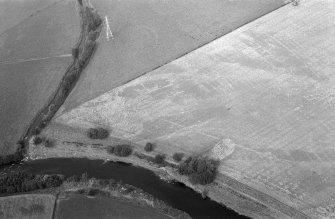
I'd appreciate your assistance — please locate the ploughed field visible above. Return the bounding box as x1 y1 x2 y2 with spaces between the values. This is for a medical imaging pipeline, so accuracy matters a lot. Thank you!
0 0 80 156
54 1 335 218
60 0 285 112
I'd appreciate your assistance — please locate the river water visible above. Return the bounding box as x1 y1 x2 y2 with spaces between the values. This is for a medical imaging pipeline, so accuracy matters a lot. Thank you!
2 158 249 219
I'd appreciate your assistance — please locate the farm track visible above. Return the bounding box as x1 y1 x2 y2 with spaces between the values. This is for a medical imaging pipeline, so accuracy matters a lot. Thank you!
0 54 72 65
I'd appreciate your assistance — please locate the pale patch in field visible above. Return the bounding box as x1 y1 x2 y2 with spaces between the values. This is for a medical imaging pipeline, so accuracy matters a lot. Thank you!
209 139 236 160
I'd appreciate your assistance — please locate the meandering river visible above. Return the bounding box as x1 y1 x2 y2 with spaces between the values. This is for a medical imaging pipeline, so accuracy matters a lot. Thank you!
2 158 249 219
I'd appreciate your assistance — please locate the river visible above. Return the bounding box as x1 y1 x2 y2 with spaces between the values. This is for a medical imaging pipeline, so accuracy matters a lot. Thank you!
2 158 249 219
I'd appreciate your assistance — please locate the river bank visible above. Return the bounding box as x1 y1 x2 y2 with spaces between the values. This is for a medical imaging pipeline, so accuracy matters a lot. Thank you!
6 157 248 219
28 126 288 219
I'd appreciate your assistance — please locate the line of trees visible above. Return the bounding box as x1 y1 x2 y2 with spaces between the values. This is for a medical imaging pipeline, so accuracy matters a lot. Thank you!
0 171 64 194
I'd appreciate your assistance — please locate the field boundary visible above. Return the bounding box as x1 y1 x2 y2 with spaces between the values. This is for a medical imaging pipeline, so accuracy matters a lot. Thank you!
93 1 290 98
0 0 103 167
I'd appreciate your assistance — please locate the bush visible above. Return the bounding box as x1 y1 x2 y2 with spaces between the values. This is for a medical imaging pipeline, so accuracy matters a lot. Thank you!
114 144 132 157
154 154 166 165
72 48 79 58
32 128 41 135
87 30 100 42
144 142 154 152
85 7 102 31
178 156 218 185
172 153 184 162
107 146 115 154
33 136 43 145
87 127 109 139
78 40 96 69
44 139 54 148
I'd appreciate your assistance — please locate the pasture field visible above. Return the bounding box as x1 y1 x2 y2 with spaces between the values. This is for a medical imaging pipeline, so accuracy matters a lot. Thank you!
0 57 71 156
0 0 79 63
55 193 173 219
0 0 57 35
60 0 285 112
0 194 55 219
54 1 335 218
0 0 80 156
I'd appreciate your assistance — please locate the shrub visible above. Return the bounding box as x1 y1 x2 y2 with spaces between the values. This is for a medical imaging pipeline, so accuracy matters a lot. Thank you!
39 121 47 129
154 154 166 165
87 127 109 139
107 146 115 154
32 128 41 135
72 48 79 58
114 144 132 157
66 174 81 182
85 7 102 31
144 142 154 152
33 136 43 145
172 153 184 162
178 156 218 185
87 30 100 41
78 40 96 69
44 139 54 148
87 188 99 196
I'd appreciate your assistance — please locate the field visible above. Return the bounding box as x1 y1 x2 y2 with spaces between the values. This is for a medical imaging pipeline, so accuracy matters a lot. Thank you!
60 0 285 112
0 0 80 156
0 0 58 35
55 193 173 219
52 1 335 218
0 194 55 219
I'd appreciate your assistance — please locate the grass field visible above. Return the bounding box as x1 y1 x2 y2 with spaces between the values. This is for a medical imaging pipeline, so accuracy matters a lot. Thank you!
53 1 335 218
0 0 79 63
0 0 80 156
0 194 55 219
55 193 173 219
60 0 285 113
0 57 71 156
0 0 58 35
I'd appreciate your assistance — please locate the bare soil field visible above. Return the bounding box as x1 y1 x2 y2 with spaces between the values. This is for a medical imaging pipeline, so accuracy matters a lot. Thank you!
53 1 335 218
0 0 80 156
60 0 285 113
0 194 55 219
55 193 173 219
